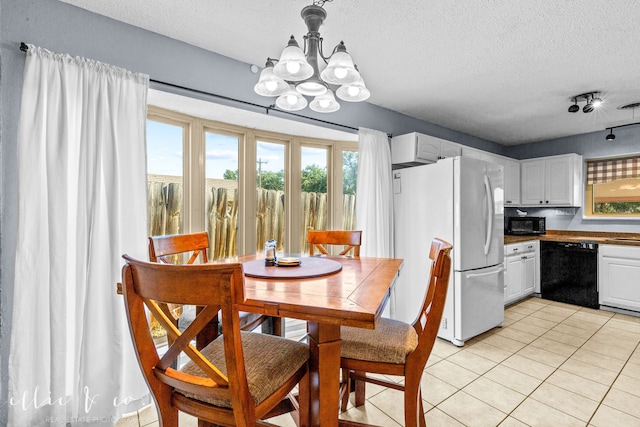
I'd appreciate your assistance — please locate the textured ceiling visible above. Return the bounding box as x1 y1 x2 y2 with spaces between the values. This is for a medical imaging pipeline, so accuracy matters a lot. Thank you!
59 0 640 146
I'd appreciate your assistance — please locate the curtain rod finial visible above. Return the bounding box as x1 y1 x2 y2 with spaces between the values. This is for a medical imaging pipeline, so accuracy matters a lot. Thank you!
20 42 28 52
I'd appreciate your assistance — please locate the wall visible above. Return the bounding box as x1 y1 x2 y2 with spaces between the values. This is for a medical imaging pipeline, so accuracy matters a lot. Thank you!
504 125 640 232
0 0 503 423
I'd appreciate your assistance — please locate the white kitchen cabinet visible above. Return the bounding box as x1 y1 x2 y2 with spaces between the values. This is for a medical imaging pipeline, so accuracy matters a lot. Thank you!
504 159 521 206
598 245 640 312
462 147 520 206
392 132 461 165
520 153 582 206
504 240 539 305
439 139 462 159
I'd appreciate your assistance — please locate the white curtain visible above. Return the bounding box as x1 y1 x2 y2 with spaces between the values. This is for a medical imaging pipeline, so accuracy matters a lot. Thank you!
9 45 151 426
356 127 394 257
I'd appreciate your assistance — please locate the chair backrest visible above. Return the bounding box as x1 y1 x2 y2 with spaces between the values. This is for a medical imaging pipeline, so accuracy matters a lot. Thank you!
409 238 453 366
120 255 256 422
149 231 210 264
307 230 362 257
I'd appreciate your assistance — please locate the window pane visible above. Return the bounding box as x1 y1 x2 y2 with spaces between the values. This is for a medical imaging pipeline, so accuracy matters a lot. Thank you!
146 119 184 342
256 141 285 252
342 150 358 230
301 146 328 252
205 132 239 259
147 119 184 237
591 177 640 215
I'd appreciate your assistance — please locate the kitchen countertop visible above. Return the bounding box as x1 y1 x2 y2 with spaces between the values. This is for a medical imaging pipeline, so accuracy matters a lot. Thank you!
504 230 640 247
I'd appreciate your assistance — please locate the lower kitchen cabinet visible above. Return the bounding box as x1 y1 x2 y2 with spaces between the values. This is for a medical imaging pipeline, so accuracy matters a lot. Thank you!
504 241 540 305
599 245 640 312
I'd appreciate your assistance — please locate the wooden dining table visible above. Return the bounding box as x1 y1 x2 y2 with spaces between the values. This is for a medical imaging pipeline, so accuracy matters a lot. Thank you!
218 253 403 427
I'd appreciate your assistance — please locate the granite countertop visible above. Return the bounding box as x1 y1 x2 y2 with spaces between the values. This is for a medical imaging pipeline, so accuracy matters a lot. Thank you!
504 230 640 247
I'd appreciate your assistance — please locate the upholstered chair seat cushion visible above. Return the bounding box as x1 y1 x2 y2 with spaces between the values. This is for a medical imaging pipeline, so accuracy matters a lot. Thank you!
179 332 308 408
340 318 418 364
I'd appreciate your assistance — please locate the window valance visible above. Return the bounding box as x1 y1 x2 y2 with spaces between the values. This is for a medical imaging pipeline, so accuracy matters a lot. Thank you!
586 156 640 185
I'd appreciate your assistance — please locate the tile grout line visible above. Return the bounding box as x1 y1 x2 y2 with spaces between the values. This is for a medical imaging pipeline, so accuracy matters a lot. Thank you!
584 331 640 426
506 305 612 425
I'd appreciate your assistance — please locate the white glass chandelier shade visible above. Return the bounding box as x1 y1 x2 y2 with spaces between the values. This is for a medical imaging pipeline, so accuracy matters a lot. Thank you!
309 89 340 113
273 36 314 81
319 43 360 85
275 84 308 111
254 61 289 96
336 76 370 102
296 78 328 97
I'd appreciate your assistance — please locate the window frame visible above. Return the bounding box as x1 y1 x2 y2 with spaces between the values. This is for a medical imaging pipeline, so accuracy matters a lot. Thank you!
147 105 358 254
583 153 640 220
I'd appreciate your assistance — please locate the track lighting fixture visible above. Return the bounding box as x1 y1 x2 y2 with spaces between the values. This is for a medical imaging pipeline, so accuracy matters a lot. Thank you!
568 92 602 114
606 128 615 141
604 102 640 140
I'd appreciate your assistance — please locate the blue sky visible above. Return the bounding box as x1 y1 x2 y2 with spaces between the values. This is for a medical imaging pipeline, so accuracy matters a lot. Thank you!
147 120 326 179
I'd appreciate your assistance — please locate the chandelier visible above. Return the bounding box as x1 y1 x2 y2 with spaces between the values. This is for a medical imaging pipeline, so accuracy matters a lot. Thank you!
254 0 370 113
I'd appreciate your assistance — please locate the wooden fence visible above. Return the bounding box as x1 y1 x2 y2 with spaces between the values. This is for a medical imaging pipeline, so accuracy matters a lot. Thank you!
148 180 357 258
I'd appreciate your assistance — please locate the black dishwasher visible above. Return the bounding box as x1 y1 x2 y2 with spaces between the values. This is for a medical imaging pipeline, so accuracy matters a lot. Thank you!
540 241 599 309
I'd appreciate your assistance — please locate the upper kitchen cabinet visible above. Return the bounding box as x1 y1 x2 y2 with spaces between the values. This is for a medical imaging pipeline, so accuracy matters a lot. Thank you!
504 159 521 206
391 132 461 168
520 153 582 206
462 147 520 205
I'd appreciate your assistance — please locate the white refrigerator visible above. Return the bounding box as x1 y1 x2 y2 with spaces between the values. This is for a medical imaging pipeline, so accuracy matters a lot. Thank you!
392 156 504 346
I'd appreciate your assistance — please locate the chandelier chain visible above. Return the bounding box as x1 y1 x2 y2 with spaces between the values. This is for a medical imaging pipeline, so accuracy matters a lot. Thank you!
313 0 333 7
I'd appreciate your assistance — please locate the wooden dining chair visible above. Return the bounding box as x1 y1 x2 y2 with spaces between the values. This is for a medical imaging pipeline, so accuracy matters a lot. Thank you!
120 255 310 427
149 232 282 350
339 238 452 427
307 230 362 257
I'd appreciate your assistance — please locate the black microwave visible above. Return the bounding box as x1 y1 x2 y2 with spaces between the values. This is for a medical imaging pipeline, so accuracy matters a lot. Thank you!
506 216 546 235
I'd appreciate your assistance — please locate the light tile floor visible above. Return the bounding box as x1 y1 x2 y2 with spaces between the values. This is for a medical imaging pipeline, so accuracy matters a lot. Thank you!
117 297 640 426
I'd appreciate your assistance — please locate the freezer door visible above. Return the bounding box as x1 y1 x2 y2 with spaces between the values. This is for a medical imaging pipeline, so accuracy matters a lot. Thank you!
454 265 505 343
454 157 504 270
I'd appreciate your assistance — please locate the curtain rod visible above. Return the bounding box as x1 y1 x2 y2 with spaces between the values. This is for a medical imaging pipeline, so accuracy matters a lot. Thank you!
19 42 392 138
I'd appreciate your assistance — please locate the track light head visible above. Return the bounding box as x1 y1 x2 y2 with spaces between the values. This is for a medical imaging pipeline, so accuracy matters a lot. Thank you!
606 129 616 141
568 103 579 113
583 101 594 113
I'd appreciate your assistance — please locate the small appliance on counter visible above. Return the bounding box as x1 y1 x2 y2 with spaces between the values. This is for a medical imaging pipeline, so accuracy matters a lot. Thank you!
505 216 546 235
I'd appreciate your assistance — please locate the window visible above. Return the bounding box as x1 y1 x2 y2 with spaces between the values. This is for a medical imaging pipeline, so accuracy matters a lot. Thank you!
146 117 185 237
205 130 241 259
585 155 640 217
146 106 358 255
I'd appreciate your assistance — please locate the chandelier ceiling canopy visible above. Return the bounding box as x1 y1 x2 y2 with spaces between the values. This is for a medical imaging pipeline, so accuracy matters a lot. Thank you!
254 1 370 114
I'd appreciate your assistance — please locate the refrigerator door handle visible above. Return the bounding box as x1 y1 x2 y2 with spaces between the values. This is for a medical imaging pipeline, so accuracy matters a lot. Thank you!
483 175 493 255
465 266 504 279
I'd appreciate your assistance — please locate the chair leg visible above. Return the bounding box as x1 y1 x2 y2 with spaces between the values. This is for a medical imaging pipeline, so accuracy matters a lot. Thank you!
354 370 366 408
297 370 310 427
339 368 351 412
154 397 178 427
403 376 422 427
